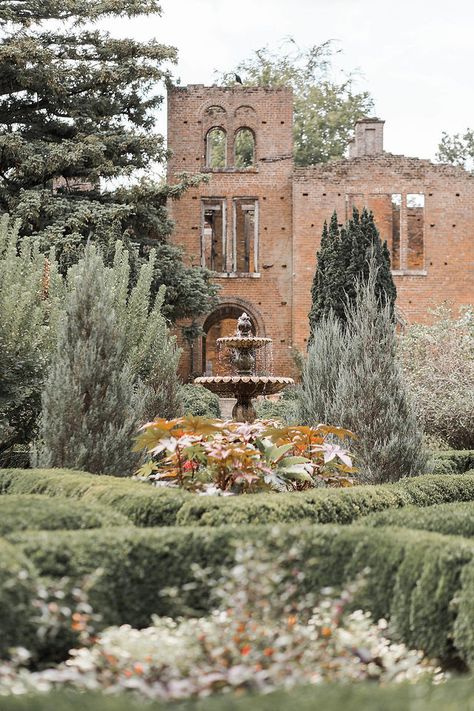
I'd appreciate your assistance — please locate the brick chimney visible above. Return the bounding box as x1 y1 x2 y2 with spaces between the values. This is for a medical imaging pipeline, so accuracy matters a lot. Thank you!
348 118 385 158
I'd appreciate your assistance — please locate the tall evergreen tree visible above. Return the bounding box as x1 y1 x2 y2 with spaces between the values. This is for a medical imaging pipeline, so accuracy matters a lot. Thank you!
0 0 216 320
300 259 426 483
34 245 145 475
308 207 396 339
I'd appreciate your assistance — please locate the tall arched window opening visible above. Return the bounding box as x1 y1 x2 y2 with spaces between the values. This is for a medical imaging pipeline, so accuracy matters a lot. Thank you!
234 128 255 168
206 128 227 168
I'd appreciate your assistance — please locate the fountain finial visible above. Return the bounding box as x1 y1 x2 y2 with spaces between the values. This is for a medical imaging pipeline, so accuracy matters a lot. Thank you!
237 312 252 337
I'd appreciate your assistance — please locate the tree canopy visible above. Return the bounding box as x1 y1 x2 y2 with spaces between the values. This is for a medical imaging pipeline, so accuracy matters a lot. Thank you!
308 208 396 341
437 129 474 172
219 39 374 166
0 0 217 319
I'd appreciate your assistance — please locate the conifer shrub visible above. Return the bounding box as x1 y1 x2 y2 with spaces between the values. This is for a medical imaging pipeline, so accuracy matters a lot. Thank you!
0 495 130 534
33 246 146 476
308 208 396 339
300 261 426 483
180 384 221 418
0 216 64 464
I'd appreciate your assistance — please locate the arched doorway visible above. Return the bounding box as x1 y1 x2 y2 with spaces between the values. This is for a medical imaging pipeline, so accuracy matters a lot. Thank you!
201 302 263 376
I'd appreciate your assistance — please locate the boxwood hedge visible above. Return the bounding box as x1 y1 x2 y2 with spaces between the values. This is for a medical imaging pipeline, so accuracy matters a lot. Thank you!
175 473 474 527
1 469 474 528
431 450 474 475
8 523 474 665
1 678 474 711
361 501 474 538
0 495 130 534
0 538 38 655
0 469 190 526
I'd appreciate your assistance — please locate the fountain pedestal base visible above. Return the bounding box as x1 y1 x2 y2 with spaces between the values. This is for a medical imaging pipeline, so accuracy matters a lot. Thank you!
232 395 257 423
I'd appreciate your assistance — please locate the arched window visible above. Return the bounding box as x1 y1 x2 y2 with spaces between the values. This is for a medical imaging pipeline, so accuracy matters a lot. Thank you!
206 127 227 168
234 128 255 168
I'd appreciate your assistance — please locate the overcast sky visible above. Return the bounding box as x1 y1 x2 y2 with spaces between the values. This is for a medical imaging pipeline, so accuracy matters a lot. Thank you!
116 0 474 161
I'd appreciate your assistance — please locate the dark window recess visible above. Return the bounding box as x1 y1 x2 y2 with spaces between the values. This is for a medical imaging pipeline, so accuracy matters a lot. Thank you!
406 194 425 270
202 201 226 272
234 198 257 273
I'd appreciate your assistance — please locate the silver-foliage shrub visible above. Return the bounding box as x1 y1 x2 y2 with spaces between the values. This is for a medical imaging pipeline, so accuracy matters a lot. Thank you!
299 263 427 483
33 246 147 476
0 216 64 461
398 305 474 449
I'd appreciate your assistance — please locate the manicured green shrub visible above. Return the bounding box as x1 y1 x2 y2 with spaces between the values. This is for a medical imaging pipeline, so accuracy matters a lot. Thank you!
175 473 474 526
8 523 474 664
0 469 190 526
0 538 38 655
2 678 474 711
0 495 130 535
431 450 474 474
454 559 474 667
2 469 473 528
180 384 221 418
361 502 474 538
255 387 299 424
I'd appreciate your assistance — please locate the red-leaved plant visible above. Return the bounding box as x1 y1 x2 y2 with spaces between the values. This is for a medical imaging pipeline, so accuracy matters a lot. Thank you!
133 416 356 493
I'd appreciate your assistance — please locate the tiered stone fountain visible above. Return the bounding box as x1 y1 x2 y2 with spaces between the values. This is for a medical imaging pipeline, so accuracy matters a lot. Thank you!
195 312 294 422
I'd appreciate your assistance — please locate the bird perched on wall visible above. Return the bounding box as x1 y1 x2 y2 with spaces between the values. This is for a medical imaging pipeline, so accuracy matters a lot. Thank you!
234 73 243 85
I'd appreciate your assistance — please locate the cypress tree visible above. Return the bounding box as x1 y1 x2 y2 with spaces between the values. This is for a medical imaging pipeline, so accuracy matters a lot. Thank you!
33 245 145 476
308 207 396 338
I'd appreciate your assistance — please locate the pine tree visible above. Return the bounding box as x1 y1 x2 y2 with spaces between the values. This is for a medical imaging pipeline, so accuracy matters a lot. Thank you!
0 0 217 320
34 245 145 475
0 216 64 463
308 207 396 338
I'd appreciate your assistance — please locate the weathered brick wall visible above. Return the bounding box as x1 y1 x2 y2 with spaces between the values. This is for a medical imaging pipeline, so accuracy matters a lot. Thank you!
292 155 474 350
168 85 474 379
167 85 295 378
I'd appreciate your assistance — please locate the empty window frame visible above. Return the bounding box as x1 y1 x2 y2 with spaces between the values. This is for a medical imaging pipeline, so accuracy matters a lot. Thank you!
233 198 258 273
391 194 402 269
234 128 255 168
345 193 365 220
406 193 425 269
206 128 226 168
201 200 226 272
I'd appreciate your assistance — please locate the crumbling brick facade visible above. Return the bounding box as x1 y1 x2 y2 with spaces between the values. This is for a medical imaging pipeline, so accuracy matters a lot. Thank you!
167 85 474 379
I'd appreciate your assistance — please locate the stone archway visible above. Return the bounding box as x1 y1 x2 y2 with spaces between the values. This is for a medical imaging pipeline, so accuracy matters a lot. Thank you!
200 300 265 376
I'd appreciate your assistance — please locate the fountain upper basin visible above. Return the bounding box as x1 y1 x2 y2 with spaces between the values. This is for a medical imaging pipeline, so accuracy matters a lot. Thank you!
194 375 294 398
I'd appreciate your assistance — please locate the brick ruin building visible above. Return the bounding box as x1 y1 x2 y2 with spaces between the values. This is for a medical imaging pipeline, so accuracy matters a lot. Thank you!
167 84 474 379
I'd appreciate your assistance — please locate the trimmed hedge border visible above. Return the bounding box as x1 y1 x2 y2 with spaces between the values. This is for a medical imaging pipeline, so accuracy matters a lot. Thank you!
0 538 38 655
1 678 474 711
0 495 130 535
174 473 474 526
0 469 191 526
360 501 474 538
8 523 474 665
431 450 474 475
1 469 474 528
